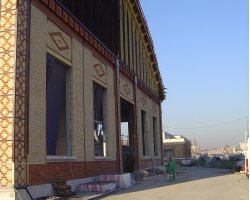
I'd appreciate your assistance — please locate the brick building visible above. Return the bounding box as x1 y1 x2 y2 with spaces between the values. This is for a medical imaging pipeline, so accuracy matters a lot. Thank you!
163 132 191 159
0 0 165 198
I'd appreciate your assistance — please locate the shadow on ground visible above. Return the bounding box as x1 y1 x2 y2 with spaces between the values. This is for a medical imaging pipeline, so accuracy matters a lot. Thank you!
98 167 241 199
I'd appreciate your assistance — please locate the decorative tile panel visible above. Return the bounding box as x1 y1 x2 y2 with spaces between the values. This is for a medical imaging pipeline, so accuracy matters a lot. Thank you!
16 51 26 76
14 163 25 186
1 0 16 11
0 51 15 72
13 0 30 186
0 10 16 30
0 118 13 140
48 32 70 51
0 0 17 187
140 92 147 108
92 56 107 84
0 141 13 187
0 141 13 164
152 103 157 114
15 96 25 119
0 0 30 188
14 119 25 141
0 73 14 95
0 96 14 117
141 96 146 106
93 63 105 78
0 31 15 52
123 84 130 95
47 20 72 61
15 74 25 97
120 75 134 102
40 0 116 66
0 164 12 186
137 78 160 105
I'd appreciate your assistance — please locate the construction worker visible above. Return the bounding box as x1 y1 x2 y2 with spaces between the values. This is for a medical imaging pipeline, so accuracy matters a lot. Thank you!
167 157 176 182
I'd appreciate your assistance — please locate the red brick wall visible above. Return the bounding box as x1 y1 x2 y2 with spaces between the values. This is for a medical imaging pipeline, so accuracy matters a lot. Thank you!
155 159 162 166
140 159 152 169
85 161 118 177
139 158 161 169
29 161 118 185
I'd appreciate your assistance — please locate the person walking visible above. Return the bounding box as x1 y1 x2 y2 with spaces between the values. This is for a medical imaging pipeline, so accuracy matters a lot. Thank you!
167 157 176 182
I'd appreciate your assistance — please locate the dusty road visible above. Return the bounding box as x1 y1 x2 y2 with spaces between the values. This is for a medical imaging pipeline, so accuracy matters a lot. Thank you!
102 167 248 200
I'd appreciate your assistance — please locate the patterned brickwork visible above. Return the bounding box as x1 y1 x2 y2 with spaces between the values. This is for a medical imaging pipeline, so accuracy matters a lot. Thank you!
0 0 26 187
92 56 107 85
14 0 30 186
0 0 17 187
0 73 14 95
1 0 16 11
0 51 15 72
120 75 134 102
140 92 147 108
152 103 157 115
137 78 160 105
47 20 72 61
0 31 15 52
0 10 16 30
40 0 116 65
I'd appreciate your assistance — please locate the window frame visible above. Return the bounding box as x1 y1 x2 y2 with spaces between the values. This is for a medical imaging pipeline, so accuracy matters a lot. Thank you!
93 82 107 157
141 109 147 156
153 116 158 156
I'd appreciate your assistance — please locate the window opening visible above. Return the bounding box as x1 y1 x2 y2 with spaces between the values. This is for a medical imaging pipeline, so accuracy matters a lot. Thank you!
120 98 134 173
153 117 158 156
121 122 129 146
93 83 107 157
164 149 173 158
141 110 146 156
46 54 71 156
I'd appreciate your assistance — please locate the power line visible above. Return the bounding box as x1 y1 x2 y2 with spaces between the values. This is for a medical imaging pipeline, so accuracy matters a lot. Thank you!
163 117 247 130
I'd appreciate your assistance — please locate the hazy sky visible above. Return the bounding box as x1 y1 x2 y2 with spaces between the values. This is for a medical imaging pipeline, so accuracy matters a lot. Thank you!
140 0 249 149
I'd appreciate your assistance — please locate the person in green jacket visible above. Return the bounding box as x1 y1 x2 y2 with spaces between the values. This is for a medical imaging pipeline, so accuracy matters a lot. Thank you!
167 157 176 182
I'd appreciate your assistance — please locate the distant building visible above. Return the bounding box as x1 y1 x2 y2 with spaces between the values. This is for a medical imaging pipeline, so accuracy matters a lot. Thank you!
200 146 236 157
191 138 200 157
191 145 200 157
222 145 235 155
235 142 247 154
162 132 192 159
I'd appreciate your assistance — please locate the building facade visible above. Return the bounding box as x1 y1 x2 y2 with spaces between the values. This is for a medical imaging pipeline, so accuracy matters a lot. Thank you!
235 142 247 154
0 0 165 198
163 132 191 159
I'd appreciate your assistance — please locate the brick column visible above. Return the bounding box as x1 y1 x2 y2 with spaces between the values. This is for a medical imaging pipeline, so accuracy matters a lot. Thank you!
14 0 30 187
115 59 122 172
0 0 18 196
0 0 30 199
